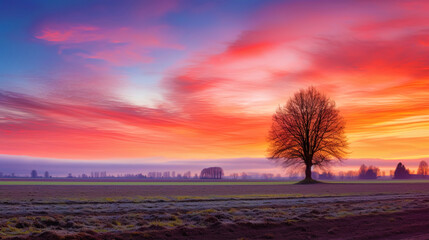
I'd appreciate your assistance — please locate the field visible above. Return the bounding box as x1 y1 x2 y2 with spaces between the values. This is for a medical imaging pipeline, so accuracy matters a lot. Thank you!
2 179 429 185
1 179 429 239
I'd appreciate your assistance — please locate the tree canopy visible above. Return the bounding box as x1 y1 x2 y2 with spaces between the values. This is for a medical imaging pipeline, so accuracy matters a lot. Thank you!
417 161 428 176
267 87 348 183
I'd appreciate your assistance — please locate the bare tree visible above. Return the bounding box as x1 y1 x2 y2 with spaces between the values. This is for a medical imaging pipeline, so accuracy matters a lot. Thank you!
267 87 348 183
417 161 428 176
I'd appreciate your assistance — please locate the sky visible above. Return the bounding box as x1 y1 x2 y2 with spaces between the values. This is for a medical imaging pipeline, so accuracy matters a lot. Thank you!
0 0 428 175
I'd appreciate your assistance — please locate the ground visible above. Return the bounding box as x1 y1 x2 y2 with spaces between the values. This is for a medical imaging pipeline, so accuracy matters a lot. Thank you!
1 180 429 239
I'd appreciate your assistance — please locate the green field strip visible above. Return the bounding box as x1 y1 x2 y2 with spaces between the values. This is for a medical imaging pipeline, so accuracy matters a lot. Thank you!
0 179 428 186
0 181 296 186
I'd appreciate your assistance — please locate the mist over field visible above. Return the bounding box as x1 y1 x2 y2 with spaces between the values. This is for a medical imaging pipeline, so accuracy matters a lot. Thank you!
1 155 428 177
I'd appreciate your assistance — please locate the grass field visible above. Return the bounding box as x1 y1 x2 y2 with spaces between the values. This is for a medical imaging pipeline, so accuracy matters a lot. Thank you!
2 181 429 239
0 181 296 186
1 179 429 185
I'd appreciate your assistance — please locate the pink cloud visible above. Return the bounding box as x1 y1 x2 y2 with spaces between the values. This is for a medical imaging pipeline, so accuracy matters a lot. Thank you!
36 25 102 43
0 89 269 159
36 25 183 66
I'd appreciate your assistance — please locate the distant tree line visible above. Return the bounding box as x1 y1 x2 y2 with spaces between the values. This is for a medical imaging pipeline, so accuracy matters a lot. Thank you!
358 165 380 179
393 161 429 179
311 161 428 180
30 170 51 178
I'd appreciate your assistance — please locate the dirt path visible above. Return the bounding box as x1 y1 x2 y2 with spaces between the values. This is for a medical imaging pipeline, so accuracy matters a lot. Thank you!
1 192 428 218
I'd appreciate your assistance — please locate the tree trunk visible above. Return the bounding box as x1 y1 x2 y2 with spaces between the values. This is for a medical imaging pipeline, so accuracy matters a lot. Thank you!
305 164 312 180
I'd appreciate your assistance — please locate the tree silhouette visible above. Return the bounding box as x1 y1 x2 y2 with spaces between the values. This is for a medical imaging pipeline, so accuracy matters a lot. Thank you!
358 164 379 179
31 170 38 178
267 87 348 183
417 161 428 176
393 162 410 179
